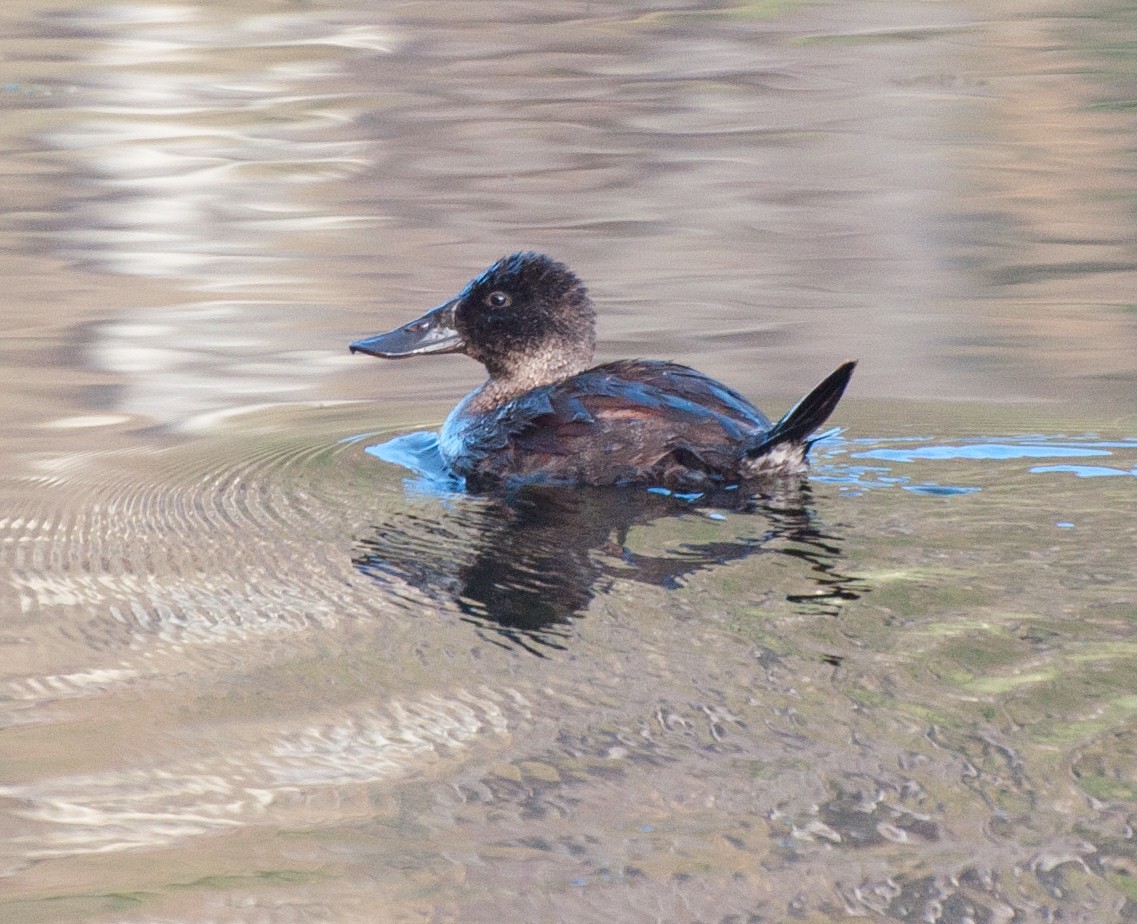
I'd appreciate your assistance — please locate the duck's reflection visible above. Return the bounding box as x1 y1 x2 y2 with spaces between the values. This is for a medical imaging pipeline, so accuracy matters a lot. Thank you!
353 448 862 654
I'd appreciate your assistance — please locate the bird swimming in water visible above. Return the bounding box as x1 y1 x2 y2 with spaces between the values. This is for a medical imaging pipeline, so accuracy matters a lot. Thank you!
351 252 855 491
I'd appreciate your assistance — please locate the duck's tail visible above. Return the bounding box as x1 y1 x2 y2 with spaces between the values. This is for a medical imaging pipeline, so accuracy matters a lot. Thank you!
743 361 856 476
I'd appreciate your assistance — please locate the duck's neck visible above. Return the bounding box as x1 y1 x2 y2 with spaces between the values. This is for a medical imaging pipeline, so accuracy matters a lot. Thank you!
469 350 592 413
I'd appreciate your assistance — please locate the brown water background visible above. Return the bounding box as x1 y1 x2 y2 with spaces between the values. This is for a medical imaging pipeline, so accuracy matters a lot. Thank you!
3 1 1137 921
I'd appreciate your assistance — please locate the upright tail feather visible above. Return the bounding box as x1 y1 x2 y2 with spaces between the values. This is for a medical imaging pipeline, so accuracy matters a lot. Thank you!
748 361 856 461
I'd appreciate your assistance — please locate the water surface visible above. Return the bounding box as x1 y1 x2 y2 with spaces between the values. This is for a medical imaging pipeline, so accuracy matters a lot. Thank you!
2 1 1137 922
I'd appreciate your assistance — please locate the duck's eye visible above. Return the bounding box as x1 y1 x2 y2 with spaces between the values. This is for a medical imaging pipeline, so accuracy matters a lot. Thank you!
485 291 511 308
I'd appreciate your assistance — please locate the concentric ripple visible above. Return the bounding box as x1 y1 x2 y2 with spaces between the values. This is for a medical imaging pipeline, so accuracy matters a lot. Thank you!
0 412 428 708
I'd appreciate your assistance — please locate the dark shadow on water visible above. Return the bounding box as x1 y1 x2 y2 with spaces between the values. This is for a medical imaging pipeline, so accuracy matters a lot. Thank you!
352 432 863 655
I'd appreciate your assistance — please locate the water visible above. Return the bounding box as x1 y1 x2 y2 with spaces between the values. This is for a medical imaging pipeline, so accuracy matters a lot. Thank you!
2 0 1137 921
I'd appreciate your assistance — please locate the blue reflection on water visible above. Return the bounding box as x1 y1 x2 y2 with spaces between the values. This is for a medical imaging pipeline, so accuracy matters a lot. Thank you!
364 430 464 495
902 484 982 496
1029 464 1134 478
813 433 1137 495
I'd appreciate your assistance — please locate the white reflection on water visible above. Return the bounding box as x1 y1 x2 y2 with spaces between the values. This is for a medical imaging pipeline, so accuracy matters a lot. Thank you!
51 3 393 426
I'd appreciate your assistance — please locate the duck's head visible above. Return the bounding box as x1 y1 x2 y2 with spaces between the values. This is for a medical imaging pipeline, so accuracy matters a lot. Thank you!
350 252 596 388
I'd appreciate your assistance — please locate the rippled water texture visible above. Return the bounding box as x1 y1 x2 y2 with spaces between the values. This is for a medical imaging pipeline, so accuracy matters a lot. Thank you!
3 1 1137 922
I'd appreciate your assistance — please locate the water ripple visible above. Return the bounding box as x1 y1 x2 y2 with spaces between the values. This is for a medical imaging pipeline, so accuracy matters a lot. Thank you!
0 687 523 862
0 421 389 708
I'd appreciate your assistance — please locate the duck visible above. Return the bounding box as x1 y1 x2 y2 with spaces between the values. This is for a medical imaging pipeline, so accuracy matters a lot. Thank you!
350 251 855 491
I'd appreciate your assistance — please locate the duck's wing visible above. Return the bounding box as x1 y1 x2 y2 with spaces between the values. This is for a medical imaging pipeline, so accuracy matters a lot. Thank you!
597 360 772 429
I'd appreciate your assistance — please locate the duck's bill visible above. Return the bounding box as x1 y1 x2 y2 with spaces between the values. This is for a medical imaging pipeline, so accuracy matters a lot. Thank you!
349 298 464 358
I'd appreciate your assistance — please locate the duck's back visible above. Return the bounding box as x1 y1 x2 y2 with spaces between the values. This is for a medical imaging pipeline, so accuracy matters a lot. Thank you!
441 360 774 490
